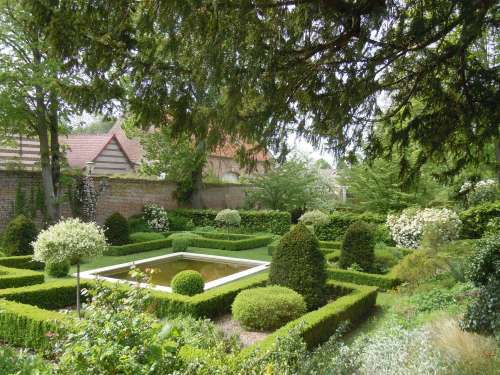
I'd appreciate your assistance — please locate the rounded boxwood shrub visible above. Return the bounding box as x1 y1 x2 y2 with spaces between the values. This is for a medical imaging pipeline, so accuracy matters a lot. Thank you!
2 214 38 256
171 270 204 296
232 286 306 331
340 221 375 272
46 260 70 278
269 223 327 310
104 212 130 246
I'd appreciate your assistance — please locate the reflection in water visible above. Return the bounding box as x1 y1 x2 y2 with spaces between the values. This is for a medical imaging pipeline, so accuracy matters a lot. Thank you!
98 258 251 287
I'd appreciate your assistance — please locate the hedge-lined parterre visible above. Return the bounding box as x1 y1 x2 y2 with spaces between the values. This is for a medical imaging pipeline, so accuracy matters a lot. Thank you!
326 267 400 289
180 280 378 364
314 211 385 241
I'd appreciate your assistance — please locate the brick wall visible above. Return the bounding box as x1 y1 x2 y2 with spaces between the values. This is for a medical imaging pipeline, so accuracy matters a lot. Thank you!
0 170 249 231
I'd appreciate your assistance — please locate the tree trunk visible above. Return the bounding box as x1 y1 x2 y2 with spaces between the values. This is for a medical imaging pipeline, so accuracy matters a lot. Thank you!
76 262 81 319
190 138 206 208
190 166 204 208
48 91 61 216
495 139 500 185
34 50 60 224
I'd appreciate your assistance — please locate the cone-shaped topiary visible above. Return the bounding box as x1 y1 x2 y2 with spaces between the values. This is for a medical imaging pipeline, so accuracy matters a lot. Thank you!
340 221 375 272
104 212 130 246
2 214 38 256
268 223 327 309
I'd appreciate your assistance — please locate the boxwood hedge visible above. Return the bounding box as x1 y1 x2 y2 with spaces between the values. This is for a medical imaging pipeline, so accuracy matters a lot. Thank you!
0 255 44 270
172 209 291 234
0 266 44 289
315 211 385 241
0 299 69 351
106 238 172 256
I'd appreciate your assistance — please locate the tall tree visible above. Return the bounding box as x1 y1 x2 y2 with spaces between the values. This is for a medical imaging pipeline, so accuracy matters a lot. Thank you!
0 0 133 222
134 1 498 183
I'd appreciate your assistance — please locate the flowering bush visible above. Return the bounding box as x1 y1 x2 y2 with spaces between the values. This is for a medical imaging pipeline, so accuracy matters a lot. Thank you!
143 204 169 232
387 208 461 249
298 210 331 227
33 218 107 264
215 209 241 228
460 179 497 206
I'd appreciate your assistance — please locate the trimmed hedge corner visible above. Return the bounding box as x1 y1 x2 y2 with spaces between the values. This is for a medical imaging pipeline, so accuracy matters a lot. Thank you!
0 265 44 289
106 238 172 256
326 267 399 289
0 255 44 270
0 299 69 351
0 279 90 310
150 273 268 318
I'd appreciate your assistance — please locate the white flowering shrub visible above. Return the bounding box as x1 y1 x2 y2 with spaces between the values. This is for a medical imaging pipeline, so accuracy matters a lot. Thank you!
460 179 497 206
143 204 169 232
387 208 461 249
298 210 331 227
33 218 107 264
215 209 241 228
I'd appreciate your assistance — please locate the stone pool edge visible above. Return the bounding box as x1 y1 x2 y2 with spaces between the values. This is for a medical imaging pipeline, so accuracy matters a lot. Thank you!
76 252 270 293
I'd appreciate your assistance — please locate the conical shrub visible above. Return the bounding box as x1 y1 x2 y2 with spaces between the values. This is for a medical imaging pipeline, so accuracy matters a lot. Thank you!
269 223 327 309
340 221 375 271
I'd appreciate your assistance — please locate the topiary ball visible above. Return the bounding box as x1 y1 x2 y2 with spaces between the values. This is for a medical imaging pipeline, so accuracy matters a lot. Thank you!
2 215 38 256
46 260 70 278
269 223 327 310
171 270 204 296
104 212 130 246
340 221 375 272
232 286 306 331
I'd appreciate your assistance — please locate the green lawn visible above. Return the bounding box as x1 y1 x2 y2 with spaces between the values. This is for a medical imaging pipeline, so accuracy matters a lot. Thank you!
70 246 271 274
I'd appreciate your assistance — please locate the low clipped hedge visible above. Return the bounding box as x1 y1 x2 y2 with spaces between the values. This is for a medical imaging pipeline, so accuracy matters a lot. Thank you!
0 299 69 351
106 238 172 256
129 232 165 243
0 279 91 310
315 211 385 241
319 240 341 250
460 201 500 238
188 235 273 251
150 273 268 318
326 267 399 289
0 266 44 289
0 255 44 270
172 209 291 234
193 232 254 240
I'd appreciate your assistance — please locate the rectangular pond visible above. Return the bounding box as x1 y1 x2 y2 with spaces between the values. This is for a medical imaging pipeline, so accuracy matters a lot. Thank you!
78 252 269 293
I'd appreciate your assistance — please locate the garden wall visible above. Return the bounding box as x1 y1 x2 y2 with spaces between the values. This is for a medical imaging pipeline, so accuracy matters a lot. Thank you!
0 170 249 231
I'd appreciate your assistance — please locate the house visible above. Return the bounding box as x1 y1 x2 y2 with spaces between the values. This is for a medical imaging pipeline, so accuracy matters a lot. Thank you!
0 122 269 181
